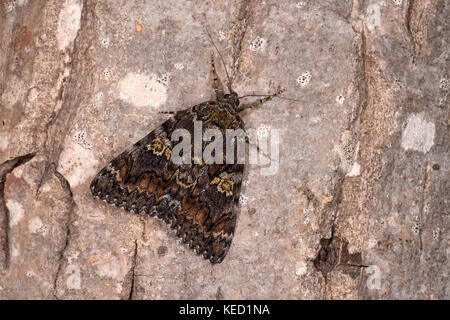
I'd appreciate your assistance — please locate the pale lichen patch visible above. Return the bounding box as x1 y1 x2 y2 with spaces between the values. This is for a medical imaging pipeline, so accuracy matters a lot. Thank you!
11 246 20 258
118 73 168 109
17 0 28 6
366 4 381 31
249 36 266 51
296 71 312 87
401 113 435 153
58 141 99 187
65 264 81 289
295 261 307 276
336 94 345 105
347 161 361 177
28 217 43 233
0 132 9 151
56 0 82 51
6 199 24 227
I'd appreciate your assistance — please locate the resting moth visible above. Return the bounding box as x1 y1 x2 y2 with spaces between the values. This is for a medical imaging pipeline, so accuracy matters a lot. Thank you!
90 49 285 264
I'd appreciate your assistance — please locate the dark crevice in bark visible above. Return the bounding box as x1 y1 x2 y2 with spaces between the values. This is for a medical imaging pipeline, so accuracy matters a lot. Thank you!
127 240 139 300
405 0 417 64
38 0 90 195
314 231 367 281
53 167 74 198
38 1 90 297
417 163 430 252
314 17 370 299
36 52 73 193
359 27 369 118
51 164 75 299
313 171 345 298
0 153 35 270
125 218 146 300
317 171 345 235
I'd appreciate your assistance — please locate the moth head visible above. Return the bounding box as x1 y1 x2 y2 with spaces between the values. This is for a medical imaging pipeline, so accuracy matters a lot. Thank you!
223 91 240 108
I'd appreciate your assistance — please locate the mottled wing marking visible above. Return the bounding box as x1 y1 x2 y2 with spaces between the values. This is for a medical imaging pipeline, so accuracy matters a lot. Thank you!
90 103 244 264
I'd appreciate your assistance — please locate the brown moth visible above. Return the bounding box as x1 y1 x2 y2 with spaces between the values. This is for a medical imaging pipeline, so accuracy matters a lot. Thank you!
90 36 284 263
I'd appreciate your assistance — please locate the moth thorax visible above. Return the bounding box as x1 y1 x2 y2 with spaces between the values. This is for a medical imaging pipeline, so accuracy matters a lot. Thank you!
223 91 239 108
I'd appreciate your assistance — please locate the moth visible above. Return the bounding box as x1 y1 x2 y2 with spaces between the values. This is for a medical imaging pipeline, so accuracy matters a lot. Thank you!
90 40 285 264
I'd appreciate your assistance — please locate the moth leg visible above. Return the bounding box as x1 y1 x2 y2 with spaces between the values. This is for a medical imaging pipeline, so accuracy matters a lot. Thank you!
210 52 225 100
237 87 286 113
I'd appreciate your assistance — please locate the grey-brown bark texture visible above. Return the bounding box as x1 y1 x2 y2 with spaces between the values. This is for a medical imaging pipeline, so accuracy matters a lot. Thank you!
0 0 448 299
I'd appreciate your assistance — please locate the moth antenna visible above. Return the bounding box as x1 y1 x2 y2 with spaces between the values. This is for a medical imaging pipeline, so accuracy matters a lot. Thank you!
238 94 304 103
203 24 233 93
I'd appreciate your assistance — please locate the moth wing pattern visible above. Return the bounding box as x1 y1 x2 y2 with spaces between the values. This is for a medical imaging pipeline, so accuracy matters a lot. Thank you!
90 104 244 264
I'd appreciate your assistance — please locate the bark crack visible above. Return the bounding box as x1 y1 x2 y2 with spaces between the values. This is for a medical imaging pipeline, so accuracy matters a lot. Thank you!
51 164 75 299
127 240 139 300
359 26 369 119
314 15 370 299
38 0 89 194
314 231 366 293
405 0 417 64
417 162 431 252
